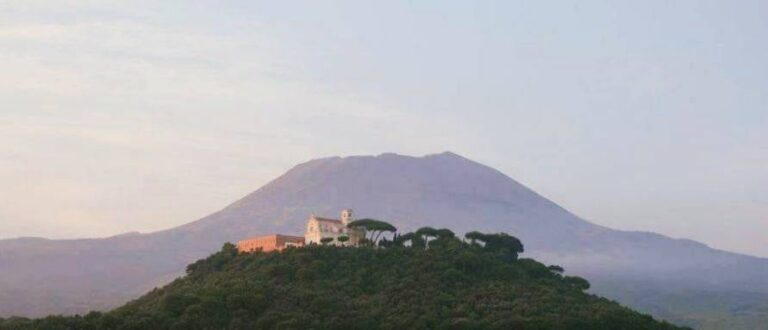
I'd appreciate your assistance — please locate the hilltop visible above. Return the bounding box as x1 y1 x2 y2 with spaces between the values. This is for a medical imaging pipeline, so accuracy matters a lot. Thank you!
1 152 766 328
0 235 686 330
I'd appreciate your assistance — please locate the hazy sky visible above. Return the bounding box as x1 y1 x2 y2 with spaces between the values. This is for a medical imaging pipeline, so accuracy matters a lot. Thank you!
1 1 766 257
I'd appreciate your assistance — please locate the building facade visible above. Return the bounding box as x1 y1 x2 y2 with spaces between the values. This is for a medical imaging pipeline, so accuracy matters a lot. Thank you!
236 209 363 253
236 234 305 253
304 209 364 246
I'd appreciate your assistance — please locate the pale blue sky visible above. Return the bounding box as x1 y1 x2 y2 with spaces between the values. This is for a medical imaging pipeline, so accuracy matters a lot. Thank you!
1 1 766 256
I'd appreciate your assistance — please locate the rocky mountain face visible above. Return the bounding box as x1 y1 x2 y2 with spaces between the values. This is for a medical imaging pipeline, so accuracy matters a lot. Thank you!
1 152 766 328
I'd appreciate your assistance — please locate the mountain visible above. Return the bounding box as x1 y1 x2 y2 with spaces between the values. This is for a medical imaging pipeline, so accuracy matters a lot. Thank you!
0 242 687 330
1 152 767 328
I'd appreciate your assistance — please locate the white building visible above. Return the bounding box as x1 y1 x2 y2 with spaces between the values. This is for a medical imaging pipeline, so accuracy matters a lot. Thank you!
304 209 364 246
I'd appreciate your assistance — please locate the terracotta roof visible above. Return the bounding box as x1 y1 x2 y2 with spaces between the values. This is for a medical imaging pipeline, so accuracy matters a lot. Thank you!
313 216 343 224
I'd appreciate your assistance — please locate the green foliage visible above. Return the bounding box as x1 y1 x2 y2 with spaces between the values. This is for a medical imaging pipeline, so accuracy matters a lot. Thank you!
413 227 457 249
564 276 591 291
347 219 397 245
465 231 484 245
463 232 524 260
589 279 768 330
0 233 687 330
415 226 438 245
548 265 565 275
434 228 455 238
337 235 349 244
394 232 424 248
320 237 334 245
185 242 237 275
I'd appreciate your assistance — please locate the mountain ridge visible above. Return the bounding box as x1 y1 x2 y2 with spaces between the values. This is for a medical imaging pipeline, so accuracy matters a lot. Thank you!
1 152 767 329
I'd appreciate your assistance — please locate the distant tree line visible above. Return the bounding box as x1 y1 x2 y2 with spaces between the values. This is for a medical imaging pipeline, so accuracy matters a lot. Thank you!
0 218 686 330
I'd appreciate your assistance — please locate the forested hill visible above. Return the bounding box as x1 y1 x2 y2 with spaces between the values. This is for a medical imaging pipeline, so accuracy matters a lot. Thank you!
2 153 765 328
0 236 686 330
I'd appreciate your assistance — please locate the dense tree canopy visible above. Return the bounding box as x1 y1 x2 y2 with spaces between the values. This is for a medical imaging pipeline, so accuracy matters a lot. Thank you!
346 219 397 245
415 226 438 245
0 230 687 330
464 232 525 260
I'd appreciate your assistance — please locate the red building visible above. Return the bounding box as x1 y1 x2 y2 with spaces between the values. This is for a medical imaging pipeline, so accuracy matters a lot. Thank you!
236 234 305 253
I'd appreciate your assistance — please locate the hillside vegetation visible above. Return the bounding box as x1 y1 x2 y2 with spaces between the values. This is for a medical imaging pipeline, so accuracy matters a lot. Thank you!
2 153 765 328
0 229 686 330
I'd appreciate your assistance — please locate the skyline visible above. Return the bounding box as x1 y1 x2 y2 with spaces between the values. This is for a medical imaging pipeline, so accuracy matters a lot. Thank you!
1 1 767 258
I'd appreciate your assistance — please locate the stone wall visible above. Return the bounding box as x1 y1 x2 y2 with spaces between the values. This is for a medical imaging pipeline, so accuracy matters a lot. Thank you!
237 234 304 253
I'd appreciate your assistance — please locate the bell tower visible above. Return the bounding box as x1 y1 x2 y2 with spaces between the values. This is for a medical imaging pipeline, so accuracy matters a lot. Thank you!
341 209 353 225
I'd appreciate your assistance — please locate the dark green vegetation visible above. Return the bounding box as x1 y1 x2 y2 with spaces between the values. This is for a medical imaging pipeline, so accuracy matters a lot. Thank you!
0 230 687 330
590 279 768 330
346 218 397 245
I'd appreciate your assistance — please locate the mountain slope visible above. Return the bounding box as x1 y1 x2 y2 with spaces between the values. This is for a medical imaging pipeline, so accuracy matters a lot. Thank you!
1 243 687 330
1 152 767 328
